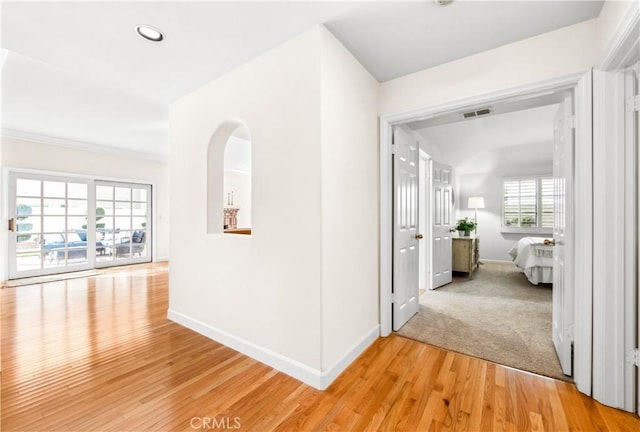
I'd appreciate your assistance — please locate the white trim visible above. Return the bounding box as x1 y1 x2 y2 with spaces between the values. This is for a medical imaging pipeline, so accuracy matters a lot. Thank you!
379 73 586 338
320 325 379 389
573 70 594 397
381 73 585 126
154 256 169 262
0 168 8 282
379 119 393 337
168 308 379 390
622 66 638 413
599 5 640 71
1 129 167 163
592 69 633 410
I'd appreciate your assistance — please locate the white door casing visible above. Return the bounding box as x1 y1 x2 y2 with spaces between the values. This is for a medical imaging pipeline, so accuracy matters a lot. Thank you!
573 70 594 396
418 153 429 291
635 62 640 417
431 161 453 289
392 126 420 331
626 63 639 416
552 95 575 377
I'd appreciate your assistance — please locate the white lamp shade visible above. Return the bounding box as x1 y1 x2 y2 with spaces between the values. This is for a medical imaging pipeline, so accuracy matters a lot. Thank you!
468 196 485 209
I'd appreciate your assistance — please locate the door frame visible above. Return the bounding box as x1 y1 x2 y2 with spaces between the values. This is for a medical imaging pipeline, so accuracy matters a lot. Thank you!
594 4 639 412
379 71 593 391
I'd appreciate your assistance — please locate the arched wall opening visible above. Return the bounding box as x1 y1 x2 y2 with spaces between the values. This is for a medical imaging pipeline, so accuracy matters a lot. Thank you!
207 121 252 234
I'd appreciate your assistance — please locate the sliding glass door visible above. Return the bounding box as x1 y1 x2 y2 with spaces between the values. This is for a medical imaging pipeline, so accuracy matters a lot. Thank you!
95 181 151 267
8 172 94 278
8 173 152 279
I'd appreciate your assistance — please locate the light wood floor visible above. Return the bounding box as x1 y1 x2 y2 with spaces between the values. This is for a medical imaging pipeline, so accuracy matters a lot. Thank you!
2 263 639 431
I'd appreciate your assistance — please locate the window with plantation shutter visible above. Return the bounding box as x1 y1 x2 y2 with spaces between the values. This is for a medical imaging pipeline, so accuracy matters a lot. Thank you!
540 178 554 229
502 176 554 233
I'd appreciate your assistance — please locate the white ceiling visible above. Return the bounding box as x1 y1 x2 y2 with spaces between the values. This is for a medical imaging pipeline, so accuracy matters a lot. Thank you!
326 0 604 82
410 103 558 171
0 1 604 158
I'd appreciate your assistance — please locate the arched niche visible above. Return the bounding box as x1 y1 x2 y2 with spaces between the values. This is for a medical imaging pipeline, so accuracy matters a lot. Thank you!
207 121 252 234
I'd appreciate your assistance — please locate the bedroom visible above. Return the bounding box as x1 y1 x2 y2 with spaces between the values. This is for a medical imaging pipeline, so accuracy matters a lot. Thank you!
394 93 565 379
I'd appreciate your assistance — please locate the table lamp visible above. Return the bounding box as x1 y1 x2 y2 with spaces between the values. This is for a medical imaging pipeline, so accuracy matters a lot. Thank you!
467 196 485 235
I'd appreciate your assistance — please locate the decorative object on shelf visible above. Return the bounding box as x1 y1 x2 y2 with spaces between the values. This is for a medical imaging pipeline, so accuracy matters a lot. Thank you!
226 191 235 206
223 207 240 230
467 196 485 235
454 217 476 236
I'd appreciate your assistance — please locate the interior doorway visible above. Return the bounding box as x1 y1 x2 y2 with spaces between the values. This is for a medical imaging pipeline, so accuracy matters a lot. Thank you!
396 97 571 380
380 72 594 394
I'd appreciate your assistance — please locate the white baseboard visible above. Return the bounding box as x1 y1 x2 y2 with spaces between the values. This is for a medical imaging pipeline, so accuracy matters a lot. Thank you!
320 324 379 389
154 256 169 262
481 259 514 264
167 309 379 390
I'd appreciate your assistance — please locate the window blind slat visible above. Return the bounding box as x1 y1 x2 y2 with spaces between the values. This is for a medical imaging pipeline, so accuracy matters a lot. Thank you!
502 176 553 229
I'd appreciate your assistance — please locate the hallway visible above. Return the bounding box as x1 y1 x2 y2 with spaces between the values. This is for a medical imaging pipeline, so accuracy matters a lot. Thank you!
2 263 638 431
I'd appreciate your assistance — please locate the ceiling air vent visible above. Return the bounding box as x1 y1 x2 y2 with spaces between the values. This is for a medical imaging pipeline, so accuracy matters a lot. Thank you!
461 107 492 119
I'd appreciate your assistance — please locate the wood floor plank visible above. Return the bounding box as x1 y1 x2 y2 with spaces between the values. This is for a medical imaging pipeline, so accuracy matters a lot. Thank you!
2 262 639 431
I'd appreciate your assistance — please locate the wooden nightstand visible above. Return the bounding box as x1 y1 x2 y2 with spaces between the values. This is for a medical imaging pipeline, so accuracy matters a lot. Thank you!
452 235 479 278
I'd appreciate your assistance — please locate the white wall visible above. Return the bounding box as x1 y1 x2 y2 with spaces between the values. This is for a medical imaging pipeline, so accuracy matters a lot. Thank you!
379 19 598 115
169 28 324 374
0 136 170 272
455 143 553 261
169 26 380 389
319 27 379 371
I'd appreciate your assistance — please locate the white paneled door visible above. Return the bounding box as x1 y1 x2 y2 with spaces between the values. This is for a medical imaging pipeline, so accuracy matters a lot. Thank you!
431 161 453 289
392 126 420 331
552 94 575 376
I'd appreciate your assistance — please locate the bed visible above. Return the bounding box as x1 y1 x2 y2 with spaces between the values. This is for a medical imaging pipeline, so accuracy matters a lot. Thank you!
508 237 554 285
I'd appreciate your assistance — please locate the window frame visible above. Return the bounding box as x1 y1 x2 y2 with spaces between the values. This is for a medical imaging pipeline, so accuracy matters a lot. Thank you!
501 174 554 234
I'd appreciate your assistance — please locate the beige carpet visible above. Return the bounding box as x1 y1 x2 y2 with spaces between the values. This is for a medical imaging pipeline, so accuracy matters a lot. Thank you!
396 262 569 381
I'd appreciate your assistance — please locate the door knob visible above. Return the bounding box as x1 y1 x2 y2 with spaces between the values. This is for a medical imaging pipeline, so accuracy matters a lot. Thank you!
415 234 424 240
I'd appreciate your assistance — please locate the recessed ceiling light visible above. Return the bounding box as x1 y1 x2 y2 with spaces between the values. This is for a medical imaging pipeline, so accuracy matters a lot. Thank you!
136 25 164 42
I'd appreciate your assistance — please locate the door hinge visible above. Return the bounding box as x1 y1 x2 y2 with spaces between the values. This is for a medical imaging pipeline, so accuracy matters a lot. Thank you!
627 348 640 367
566 115 576 129
391 144 397 154
626 95 640 112
391 293 396 303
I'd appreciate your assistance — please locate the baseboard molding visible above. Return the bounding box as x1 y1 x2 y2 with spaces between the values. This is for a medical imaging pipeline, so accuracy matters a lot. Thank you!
168 309 379 390
481 259 514 264
320 325 379 389
153 256 169 263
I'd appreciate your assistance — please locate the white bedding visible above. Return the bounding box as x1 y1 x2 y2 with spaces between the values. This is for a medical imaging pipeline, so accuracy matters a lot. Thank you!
508 237 553 285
